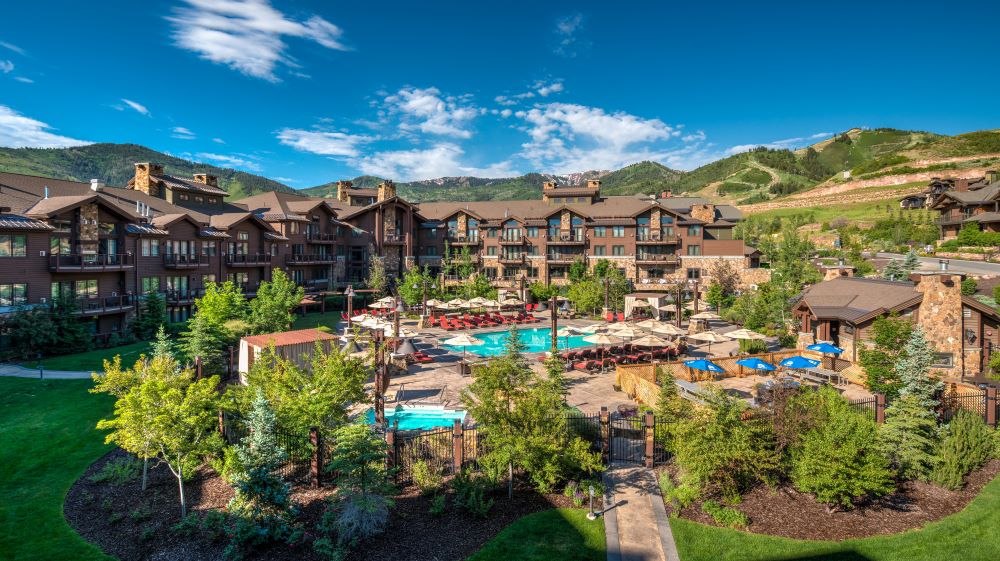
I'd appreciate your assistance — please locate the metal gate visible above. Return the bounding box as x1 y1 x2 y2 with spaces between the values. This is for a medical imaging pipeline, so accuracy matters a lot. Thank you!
609 416 645 464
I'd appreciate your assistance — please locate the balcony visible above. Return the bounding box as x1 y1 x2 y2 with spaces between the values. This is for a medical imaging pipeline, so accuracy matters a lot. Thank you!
305 232 338 243
286 253 337 265
935 215 967 226
546 254 582 264
636 254 680 265
49 253 134 272
498 254 526 265
447 235 480 246
499 236 527 245
546 233 585 245
162 288 206 304
225 253 272 267
636 233 680 245
75 295 135 316
163 254 210 269
383 233 407 245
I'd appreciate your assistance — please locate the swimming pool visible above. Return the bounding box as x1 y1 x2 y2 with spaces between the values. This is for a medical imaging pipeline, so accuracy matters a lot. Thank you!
365 405 467 431
443 327 591 357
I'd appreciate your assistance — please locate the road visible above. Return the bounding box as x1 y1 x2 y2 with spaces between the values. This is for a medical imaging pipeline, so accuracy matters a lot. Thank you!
874 253 1000 276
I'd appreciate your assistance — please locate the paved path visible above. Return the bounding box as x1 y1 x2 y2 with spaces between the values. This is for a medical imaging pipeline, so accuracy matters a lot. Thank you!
0 363 92 379
604 465 679 561
874 252 1000 276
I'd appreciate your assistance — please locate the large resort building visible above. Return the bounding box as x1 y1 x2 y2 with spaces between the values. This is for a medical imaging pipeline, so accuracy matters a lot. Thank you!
0 164 767 343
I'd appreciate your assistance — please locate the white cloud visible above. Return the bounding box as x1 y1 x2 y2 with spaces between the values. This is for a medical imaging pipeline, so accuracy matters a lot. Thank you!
535 81 563 97
554 13 587 57
172 126 196 140
726 131 832 155
0 60 13 73
0 41 25 56
350 143 518 181
167 0 349 82
382 87 479 138
196 152 261 171
515 102 682 172
212 137 226 144
14 76 33 84
0 105 91 148
274 176 298 183
682 130 706 143
120 98 150 116
276 128 370 157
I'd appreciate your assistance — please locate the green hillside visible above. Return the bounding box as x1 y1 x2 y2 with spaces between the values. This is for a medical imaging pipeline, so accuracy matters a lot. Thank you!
0 143 295 200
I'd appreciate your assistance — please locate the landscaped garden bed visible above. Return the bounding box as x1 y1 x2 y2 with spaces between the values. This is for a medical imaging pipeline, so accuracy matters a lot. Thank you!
65 448 597 561
659 460 1000 541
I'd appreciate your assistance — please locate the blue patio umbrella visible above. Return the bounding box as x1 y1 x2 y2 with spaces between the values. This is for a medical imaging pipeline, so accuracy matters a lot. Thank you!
806 343 844 355
684 359 725 373
735 357 777 372
779 356 821 369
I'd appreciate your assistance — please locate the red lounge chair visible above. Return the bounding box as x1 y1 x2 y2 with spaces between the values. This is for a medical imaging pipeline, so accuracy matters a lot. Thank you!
443 321 455 331
574 360 595 371
605 312 615 323
616 312 625 322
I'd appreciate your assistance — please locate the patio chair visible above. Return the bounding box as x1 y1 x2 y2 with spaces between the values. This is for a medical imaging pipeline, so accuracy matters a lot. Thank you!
574 360 596 372
616 312 625 322
605 311 615 323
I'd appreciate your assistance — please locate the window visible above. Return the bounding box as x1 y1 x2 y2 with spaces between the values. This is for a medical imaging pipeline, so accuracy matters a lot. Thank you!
425 246 438 256
166 276 188 292
487 228 498 238
686 245 701 256
0 283 27 306
141 277 160 294
593 226 606 238
52 280 97 299
202 241 217 256
527 267 539 278
526 226 538 238
612 226 625 237
0 235 26 257
686 268 701 280
141 239 159 256
660 216 674 225
195 196 204 203
179 194 190 201
527 245 539 256
687 225 702 236
228 272 249 285
50 237 70 255
238 231 249 241
932 353 954 368
98 222 117 236
612 245 625 256
593 245 606 256
203 274 217 285
487 246 498 256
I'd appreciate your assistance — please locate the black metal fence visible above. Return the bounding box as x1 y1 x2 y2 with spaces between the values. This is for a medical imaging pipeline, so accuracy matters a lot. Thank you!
220 413 315 483
392 428 454 484
849 396 879 423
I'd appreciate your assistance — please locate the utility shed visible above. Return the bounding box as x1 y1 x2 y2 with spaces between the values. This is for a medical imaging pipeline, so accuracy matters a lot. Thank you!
238 328 338 380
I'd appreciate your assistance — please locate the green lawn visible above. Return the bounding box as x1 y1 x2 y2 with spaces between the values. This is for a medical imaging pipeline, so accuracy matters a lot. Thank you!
0 378 114 561
671 474 1000 561
467 508 605 561
291 310 343 331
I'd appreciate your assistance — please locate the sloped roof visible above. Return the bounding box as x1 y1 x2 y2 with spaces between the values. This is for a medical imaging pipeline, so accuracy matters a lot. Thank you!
242 328 337 348
963 211 1000 224
0 213 54 231
151 174 229 196
796 277 923 322
125 223 170 236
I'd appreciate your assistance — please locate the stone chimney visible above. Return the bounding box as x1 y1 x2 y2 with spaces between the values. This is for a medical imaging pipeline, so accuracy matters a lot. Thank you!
955 178 970 192
377 180 396 202
821 264 855 281
690 203 716 223
192 173 218 187
661 190 672 198
587 179 601 190
336 180 352 203
911 272 966 373
542 181 558 202
132 163 164 198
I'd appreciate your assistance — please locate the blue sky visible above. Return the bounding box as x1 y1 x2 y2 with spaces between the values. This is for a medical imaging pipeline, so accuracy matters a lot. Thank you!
1 0 998 187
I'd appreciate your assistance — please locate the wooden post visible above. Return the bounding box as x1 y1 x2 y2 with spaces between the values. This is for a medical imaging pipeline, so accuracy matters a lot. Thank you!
875 393 886 425
309 426 321 488
600 406 610 465
986 387 997 428
194 356 203 380
452 420 464 474
644 410 655 468
218 410 225 436
385 429 396 473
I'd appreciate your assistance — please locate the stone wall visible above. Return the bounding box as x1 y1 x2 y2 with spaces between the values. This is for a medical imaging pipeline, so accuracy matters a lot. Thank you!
560 209 571 233
132 163 163 198
79 203 99 254
913 273 973 376
377 181 396 202
336 181 351 203
690 204 716 223
456 213 467 237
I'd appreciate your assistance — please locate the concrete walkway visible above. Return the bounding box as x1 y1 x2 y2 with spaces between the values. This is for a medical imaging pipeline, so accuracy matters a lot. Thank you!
603 465 680 561
0 363 92 379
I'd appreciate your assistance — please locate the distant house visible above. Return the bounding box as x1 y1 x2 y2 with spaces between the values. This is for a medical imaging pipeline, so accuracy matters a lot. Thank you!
928 173 1000 239
238 328 338 379
792 270 1000 378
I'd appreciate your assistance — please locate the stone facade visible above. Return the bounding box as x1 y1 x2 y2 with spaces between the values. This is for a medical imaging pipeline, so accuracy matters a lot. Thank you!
690 204 716 223
335 181 352 203
192 173 218 187
377 180 397 202
79 203 99 254
560 209 571 233
132 163 164 198
821 265 856 281
456 213 467 237
913 273 978 372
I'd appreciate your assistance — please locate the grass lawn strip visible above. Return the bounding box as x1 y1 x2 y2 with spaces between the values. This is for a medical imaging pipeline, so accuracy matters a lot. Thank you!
467 508 606 561
0 378 113 561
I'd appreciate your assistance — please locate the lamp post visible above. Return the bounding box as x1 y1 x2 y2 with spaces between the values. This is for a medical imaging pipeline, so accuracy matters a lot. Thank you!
373 330 387 427
394 296 405 344
413 277 436 318
604 275 610 313
675 283 683 328
344 285 355 328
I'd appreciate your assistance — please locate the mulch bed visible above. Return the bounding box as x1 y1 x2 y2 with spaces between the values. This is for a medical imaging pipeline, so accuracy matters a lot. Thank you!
66 449 592 561
661 459 1000 540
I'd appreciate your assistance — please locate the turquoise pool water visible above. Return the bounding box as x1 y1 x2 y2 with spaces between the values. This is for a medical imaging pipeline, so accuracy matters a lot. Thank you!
365 406 466 431
443 327 591 357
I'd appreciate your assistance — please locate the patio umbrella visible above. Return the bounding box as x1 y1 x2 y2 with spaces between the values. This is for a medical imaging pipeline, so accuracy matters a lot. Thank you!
807 342 844 355
481 299 501 308
577 323 607 334
631 334 673 363
341 339 361 354
361 317 389 329
735 357 777 372
609 325 643 339
368 300 391 309
727 328 768 340
447 298 468 308
383 325 418 338
584 332 623 362
443 333 484 361
424 298 444 308
350 313 370 322
684 359 725 373
690 311 721 321
467 296 489 308
556 326 580 349
652 323 686 337
779 356 821 369
376 295 396 304
684 299 712 311
500 297 523 306
634 318 667 330
687 331 731 355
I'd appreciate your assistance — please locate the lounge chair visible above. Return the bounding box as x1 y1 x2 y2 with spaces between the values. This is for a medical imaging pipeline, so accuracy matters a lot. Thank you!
605 311 615 323
616 312 625 322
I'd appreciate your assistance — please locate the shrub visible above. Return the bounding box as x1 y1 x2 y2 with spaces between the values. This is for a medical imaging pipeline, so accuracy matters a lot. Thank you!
563 481 586 507
659 472 699 510
429 494 447 516
323 493 391 546
777 332 797 349
210 445 244 485
701 500 749 529
89 456 143 485
790 388 895 510
738 339 768 354
961 278 978 296
453 472 495 518
931 410 994 490
412 460 444 496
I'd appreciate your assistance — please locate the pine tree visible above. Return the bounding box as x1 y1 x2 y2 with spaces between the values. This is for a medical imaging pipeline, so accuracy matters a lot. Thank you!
151 325 174 361
882 260 904 281
503 324 527 367
895 326 941 405
902 249 921 275
133 292 166 340
543 350 567 399
229 390 294 526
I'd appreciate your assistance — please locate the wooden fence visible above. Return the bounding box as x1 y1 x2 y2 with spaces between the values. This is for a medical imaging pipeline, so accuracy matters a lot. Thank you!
616 349 867 385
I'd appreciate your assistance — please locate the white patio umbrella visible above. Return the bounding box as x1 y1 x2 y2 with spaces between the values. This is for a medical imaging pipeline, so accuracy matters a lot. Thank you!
424 298 444 308
726 328 767 341
583 332 623 362
609 324 643 339
653 323 686 337
684 299 712 311
376 295 396 304
361 316 389 329
687 331 731 355
634 318 668 330
443 333 484 360
368 300 392 309
631 334 674 363
467 296 489 308
577 323 606 334
481 299 501 308
690 311 721 321
383 325 418 338
351 313 370 322
447 298 468 308
500 297 523 306
556 326 580 350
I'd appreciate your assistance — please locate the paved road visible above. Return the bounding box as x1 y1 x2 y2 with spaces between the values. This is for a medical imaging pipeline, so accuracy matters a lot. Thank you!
874 253 1000 276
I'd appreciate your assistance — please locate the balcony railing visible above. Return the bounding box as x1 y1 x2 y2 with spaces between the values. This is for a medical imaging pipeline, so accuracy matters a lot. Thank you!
75 295 135 316
49 253 134 272
161 288 206 304
163 253 210 268
498 254 526 265
546 254 582 263
446 235 480 245
225 253 272 266
305 232 338 243
286 253 337 265
636 254 680 264
499 236 527 245
546 233 585 243
636 233 680 244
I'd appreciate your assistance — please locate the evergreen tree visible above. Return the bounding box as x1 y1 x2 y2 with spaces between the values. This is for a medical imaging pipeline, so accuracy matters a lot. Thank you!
181 312 229 374
881 259 904 281
249 269 305 334
50 295 91 354
503 324 527 368
902 249 921 275
133 292 166 340
543 350 567 399
150 325 174 361
879 394 939 481
895 326 941 405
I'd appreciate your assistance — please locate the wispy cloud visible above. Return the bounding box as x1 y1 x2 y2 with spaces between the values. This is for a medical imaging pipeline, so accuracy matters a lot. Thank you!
14 76 33 84
119 98 151 116
172 126 196 140
726 131 832 155
167 0 350 82
196 152 261 171
276 128 371 157
274 176 298 183
349 143 518 181
0 105 90 148
0 41 26 56
0 60 13 73
212 137 226 144
382 87 480 139
553 13 588 57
